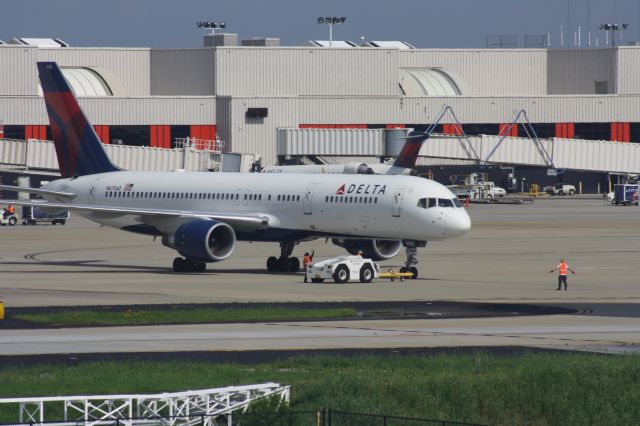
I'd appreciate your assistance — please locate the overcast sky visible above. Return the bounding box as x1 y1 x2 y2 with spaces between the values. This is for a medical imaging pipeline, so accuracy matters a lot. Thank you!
2 0 640 49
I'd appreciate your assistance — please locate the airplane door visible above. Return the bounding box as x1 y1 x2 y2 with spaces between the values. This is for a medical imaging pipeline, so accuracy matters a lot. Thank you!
88 178 100 204
303 183 319 215
392 188 405 217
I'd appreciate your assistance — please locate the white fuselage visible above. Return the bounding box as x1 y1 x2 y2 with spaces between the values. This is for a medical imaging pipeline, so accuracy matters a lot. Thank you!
44 171 471 242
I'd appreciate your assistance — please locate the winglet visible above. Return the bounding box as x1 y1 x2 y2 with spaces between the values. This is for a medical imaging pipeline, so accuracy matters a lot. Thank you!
392 131 429 169
37 62 119 178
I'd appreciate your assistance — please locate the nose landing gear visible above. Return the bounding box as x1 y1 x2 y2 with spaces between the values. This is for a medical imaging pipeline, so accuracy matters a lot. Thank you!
266 241 300 272
399 241 424 279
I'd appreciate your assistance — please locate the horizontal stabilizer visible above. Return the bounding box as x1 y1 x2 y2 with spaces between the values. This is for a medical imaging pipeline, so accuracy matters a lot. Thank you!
0 184 76 200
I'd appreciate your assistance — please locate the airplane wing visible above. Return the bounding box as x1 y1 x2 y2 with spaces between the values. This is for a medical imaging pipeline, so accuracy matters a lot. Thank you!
2 199 271 230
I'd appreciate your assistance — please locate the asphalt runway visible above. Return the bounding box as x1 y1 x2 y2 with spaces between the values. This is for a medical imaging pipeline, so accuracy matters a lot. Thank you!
1 197 639 355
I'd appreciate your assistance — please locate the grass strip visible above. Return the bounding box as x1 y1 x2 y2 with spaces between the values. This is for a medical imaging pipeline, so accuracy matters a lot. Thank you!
13 307 358 326
0 352 639 425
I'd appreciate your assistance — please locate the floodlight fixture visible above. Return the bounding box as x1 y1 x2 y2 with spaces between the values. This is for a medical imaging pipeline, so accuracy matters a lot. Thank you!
317 16 347 47
196 21 226 35
599 23 628 46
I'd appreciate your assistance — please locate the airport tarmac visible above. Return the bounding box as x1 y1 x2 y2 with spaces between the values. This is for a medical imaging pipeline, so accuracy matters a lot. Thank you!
1 197 639 355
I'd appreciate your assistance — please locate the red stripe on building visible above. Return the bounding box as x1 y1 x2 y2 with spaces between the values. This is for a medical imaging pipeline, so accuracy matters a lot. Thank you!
93 125 110 144
163 125 171 148
102 125 110 145
385 124 406 129
0 124 4 138
611 122 618 142
190 125 201 140
622 122 630 142
555 123 574 139
150 125 158 148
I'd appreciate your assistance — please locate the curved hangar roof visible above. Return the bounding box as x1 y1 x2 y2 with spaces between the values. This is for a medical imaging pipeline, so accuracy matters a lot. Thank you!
399 68 462 96
38 67 113 97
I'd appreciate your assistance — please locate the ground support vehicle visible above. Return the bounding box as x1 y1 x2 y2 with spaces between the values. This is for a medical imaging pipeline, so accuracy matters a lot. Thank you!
306 255 380 283
612 184 639 206
0 213 18 226
543 183 576 196
21 206 69 225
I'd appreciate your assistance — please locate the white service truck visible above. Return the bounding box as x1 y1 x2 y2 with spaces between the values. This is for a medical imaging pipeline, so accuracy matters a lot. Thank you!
543 183 576 196
306 255 380 284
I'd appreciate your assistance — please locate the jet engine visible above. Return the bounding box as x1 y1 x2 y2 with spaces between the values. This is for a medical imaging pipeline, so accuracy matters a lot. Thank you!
164 220 236 262
343 163 374 174
332 238 403 260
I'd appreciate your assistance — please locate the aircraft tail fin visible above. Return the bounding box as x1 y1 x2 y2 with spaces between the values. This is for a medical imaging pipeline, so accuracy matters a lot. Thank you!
37 62 119 178
392 131 429 169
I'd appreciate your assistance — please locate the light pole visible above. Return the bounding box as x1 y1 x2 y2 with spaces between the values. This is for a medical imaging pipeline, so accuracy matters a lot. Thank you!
317 16 347 47
196 21 226 35
599 23 628 46
521 177 526 194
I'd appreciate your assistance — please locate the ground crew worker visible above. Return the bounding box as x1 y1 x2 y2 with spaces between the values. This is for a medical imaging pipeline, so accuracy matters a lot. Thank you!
302 250 314 283
548 258 576 291
356 250 363 257
2 204 13 219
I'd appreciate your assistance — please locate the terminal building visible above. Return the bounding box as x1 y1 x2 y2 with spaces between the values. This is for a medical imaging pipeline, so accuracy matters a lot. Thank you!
1 35 640 189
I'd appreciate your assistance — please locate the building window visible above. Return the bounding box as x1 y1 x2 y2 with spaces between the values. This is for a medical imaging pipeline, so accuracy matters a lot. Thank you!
594 81 608 94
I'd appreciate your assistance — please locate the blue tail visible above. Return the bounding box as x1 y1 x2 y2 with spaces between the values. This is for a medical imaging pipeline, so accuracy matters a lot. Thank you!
37 62 119 178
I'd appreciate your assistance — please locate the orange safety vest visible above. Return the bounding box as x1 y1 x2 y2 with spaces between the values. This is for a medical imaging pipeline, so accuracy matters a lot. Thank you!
303 255 312 267
558 262 568 276
7 206 14 214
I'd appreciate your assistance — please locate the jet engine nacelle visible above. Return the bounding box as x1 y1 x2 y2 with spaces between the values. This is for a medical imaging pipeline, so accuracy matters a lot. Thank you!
343 162 374 175
164 220 236 262
332 238 403 260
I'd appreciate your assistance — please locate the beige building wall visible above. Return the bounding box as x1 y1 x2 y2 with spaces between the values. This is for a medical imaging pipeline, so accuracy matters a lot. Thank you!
398 49 548 96
616 47 640 95
214 47 398 97
547 48 617 95
150 48 216 96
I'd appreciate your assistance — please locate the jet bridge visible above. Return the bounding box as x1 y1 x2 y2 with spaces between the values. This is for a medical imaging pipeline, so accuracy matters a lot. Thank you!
277 107 640 174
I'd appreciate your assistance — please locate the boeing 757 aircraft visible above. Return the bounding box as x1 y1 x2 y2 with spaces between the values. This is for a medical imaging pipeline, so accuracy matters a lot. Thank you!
260 129 429 176
0 62 471 275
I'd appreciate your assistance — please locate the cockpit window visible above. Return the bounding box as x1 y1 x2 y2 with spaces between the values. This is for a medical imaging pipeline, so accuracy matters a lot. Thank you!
418 197 461 209
418 197 439 209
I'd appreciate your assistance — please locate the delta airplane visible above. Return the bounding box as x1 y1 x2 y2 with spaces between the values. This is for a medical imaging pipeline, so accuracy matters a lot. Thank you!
261 130 429 176
0 62 471 275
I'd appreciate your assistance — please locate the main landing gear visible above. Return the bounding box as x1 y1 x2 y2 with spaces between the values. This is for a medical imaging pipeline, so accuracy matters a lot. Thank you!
266 241 300 273
399 243 421 279
173 257 206 273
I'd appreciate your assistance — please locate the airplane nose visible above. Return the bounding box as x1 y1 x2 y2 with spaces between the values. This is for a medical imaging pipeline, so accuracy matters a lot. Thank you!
445 209 471 237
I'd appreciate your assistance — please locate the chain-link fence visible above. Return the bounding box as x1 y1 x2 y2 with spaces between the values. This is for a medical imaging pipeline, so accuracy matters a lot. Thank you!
0 409 487 426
